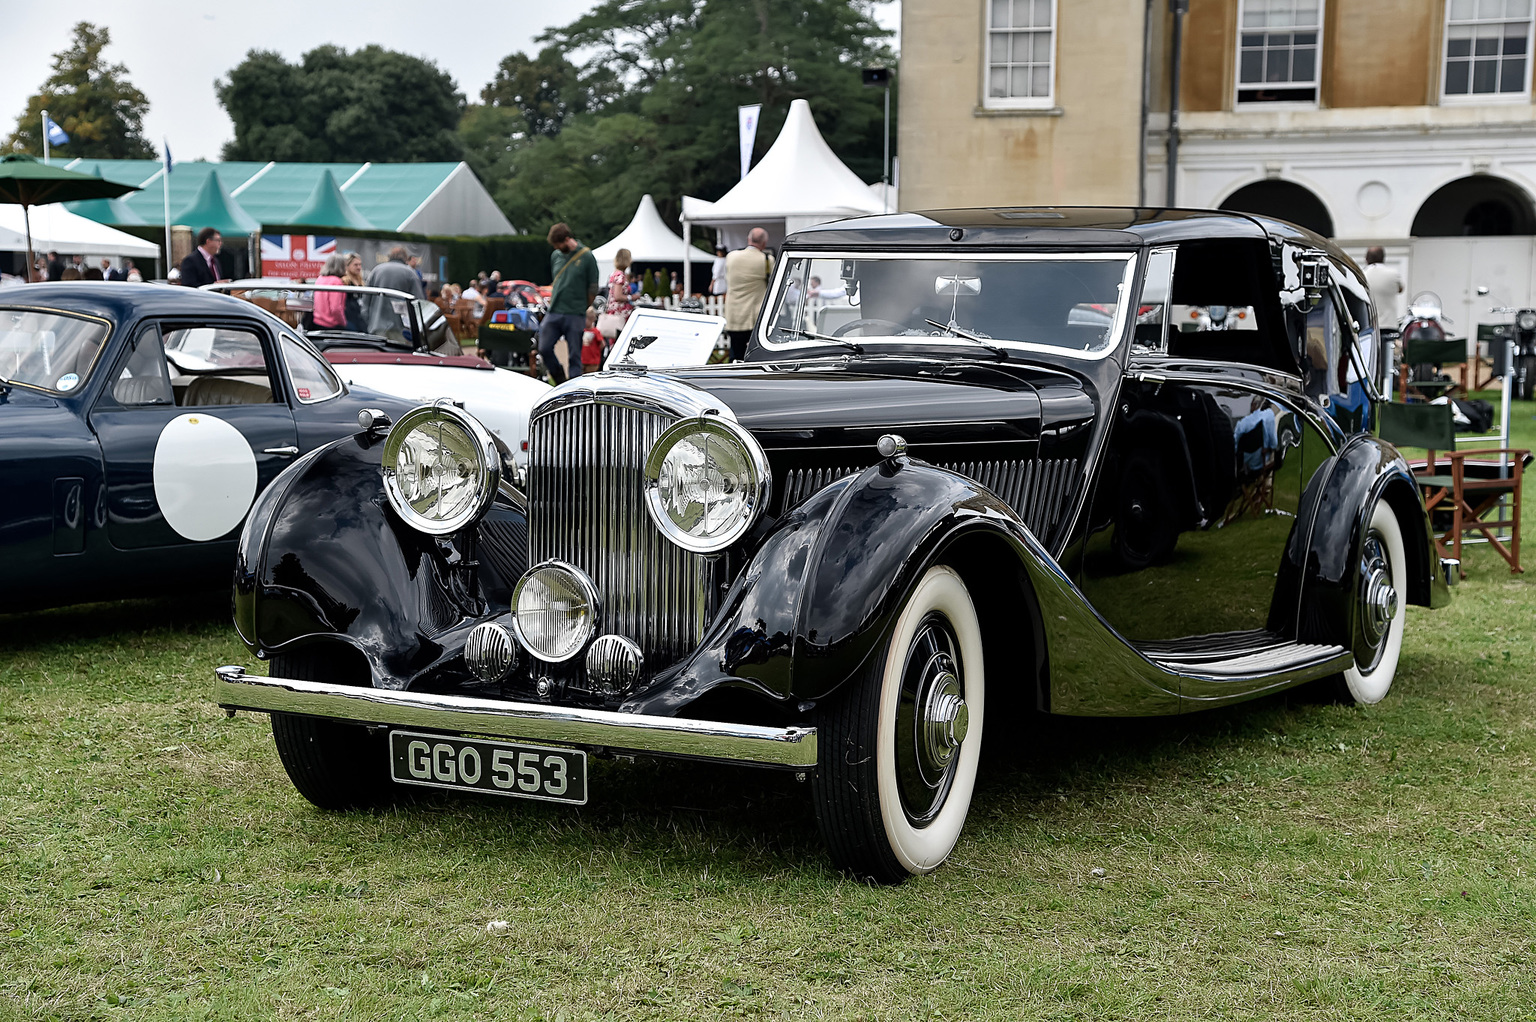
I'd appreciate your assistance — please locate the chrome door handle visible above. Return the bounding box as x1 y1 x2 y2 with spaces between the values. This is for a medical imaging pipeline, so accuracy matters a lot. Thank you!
263 446 300 456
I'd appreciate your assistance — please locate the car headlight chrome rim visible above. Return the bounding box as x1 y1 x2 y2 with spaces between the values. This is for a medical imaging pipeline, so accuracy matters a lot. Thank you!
1518 310 1536 332
511 561 601 662
381 399 500 535
643 415 770 553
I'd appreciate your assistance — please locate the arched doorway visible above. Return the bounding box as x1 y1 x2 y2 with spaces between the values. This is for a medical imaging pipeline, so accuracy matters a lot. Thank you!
1411 176 1536 236
1219 180 1334 237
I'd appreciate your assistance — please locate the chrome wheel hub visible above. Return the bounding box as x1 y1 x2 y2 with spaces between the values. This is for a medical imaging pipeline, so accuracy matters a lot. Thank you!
921 668 969 768
1361 535 1398 646
896 617 969 826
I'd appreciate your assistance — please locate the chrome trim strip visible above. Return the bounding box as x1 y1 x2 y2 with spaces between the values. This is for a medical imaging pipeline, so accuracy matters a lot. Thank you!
214 666 817 768
531 372 732 422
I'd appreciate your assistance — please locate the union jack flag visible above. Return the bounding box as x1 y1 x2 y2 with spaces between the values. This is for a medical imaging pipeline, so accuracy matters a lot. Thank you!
260 234 337 278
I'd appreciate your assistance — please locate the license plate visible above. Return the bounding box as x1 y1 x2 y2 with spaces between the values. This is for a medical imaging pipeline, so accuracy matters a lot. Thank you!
388 731 588 805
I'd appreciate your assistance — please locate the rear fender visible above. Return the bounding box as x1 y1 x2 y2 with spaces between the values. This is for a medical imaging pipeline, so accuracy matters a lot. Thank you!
1290 435 1444 650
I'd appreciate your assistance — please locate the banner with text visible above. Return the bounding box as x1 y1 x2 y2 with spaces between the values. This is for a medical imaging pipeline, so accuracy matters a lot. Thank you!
259 235 337 279
737 104 761 181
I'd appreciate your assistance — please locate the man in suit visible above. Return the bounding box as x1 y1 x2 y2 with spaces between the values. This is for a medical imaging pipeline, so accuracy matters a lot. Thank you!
178 228 225 287
102 258 126 281
46 251 65 281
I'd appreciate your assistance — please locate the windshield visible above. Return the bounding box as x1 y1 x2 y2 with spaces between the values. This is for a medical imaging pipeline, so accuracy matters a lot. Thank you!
0 309 110 393
232 287 416 346
762 253 1136 355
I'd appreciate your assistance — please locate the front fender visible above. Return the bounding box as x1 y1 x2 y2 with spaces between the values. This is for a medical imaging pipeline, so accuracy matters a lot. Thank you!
233 431 502 689
1291 434 1445 650
628 459 1048 715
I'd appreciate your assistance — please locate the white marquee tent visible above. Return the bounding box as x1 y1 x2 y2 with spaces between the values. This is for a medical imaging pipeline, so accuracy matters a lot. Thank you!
593 193 714 278
680 98 885 293
0 203 159 263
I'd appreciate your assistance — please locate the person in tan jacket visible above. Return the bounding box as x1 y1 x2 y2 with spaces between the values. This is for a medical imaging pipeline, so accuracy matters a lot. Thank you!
723 227 774 361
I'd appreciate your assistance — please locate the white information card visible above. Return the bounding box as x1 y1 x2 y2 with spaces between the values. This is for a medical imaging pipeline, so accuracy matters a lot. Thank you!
603 308 726 370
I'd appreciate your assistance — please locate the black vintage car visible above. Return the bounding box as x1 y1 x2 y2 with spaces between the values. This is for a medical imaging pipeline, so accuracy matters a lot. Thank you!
0 283 413 613
216 209 1450 882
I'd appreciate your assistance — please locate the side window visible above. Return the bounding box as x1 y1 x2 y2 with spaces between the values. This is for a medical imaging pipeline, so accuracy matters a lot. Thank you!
279 330 342 403
1166 239 1294 373
1133 247 1176 353
162 325 277 407
109 327 175 406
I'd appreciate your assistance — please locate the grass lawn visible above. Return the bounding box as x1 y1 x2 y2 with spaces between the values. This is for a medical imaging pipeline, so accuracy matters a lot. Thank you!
1 405 1533 1021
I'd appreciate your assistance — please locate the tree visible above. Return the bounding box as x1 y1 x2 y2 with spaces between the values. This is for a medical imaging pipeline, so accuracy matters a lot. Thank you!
465 0 895 243
6 22 156 159
218 46 465 163
482 46 601 140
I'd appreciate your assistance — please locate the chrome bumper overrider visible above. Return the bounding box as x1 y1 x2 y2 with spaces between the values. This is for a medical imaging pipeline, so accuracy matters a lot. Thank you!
214 666 818 769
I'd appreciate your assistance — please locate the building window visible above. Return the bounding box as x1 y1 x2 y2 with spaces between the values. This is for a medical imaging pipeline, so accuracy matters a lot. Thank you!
1236 0 1323 105
984 0 1056 108
1443 0 1534 101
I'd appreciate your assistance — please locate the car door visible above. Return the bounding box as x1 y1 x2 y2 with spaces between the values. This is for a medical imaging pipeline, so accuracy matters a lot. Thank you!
1077 238 1321 655
88 317 299 553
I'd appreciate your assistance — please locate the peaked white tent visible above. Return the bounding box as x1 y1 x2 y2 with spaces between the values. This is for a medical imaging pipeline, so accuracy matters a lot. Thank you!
0 203 159 261
593 193 714 278
681 98 884 293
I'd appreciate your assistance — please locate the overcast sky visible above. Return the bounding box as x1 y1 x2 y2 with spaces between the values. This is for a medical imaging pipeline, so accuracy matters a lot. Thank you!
1 0 899 163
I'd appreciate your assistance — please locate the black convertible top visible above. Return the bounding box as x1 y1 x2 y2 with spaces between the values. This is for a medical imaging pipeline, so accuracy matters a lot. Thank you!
787 206 1342 258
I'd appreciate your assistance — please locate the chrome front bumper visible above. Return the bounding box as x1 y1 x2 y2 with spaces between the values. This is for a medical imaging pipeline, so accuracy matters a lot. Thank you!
214 665 818 769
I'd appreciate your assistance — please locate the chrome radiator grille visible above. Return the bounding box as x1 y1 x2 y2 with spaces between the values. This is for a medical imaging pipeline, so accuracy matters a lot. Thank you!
780 457 1081 538
527 401 706 667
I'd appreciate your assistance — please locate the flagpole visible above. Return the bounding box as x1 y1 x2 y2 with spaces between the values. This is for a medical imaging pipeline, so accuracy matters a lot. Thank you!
41 110 49 164
162 144 172 281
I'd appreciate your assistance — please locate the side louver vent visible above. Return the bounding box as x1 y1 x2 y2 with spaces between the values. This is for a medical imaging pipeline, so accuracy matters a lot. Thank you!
780 458 1080 538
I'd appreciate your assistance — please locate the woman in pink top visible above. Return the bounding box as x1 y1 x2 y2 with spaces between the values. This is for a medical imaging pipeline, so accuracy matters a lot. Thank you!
312 254 348 329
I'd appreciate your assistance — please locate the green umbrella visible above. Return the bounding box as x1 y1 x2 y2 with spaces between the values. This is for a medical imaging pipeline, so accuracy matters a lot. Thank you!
65 163 149 227
0 154 140 278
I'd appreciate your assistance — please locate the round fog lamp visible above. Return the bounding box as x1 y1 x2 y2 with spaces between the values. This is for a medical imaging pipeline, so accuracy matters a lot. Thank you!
643 416 770 553
512 561 600 662
381 400 500 535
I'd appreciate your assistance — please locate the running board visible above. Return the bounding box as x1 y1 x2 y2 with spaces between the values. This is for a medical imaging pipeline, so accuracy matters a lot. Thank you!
1152 641 1353 704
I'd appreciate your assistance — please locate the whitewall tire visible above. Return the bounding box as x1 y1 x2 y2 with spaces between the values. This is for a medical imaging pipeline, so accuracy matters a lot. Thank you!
813 565 985 882
1339 502 1408 705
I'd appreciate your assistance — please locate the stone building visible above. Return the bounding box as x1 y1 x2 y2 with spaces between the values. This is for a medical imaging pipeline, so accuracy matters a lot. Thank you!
899 0 1536 335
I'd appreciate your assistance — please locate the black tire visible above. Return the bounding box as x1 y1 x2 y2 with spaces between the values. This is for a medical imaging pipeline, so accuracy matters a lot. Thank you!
1517 354 1535 402
269 650 390 810
812 566 985 883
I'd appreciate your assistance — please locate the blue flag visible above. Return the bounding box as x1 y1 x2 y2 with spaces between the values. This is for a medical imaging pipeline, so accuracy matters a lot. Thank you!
43 114 68 146
163 140 173 174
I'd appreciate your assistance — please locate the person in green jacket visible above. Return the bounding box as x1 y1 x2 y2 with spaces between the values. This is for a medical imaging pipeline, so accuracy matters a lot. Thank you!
538 222 600 383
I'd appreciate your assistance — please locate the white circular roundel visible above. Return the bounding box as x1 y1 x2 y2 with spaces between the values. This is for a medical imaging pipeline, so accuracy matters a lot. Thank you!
152 413 259 541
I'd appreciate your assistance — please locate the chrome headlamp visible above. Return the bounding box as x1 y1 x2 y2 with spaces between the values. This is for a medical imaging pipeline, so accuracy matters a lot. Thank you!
512 561 601 662
1518 310 1536 332
643 415 770 553
381 399 500 535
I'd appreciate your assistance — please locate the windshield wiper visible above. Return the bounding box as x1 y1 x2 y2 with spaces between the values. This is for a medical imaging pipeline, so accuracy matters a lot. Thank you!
922 319 1008 359
780 327 863 355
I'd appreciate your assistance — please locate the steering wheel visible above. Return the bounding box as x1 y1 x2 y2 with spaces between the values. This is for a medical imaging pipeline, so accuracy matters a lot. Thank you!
832 318 906 338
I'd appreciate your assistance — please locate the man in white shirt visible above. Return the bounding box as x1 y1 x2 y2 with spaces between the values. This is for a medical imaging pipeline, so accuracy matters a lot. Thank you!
1363 247 1403 332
